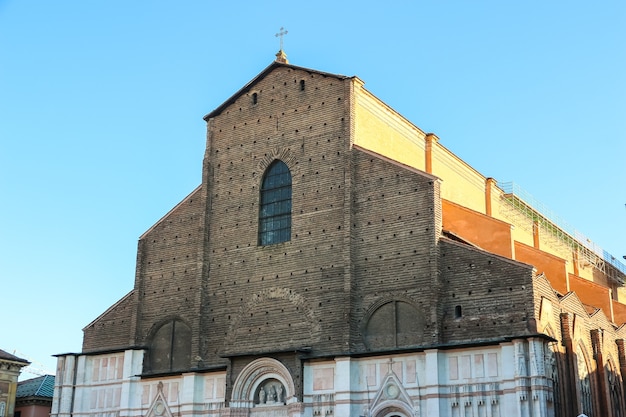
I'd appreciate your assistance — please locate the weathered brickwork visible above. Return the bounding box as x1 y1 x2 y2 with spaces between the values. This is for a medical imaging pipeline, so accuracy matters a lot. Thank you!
80 62 598 363
82 291 134 352
64 60 626 417
438 239 536 343
133 189 205 356
350 149 441 351
201 66 354 363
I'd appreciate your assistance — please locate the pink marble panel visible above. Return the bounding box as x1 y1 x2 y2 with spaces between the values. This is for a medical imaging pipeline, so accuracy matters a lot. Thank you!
108 357 116 380
460 355 471 379
487 353 499 377
392 361 403 380
405 360 416 384
367 364 377 386
205 378 215 399
92 358 100 382
114 387 121 407
90 391 97 409
101 358 108 381
474 354 484 378
449 357 459 380
313 367 334 390
216 377 225 398
170 382 179 403
116 356 124 379
141 385 150 405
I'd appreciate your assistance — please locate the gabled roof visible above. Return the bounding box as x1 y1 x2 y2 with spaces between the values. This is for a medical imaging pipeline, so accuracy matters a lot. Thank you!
83 289 135 330
0 349 29 364
16 375 55 399
203 60 353 121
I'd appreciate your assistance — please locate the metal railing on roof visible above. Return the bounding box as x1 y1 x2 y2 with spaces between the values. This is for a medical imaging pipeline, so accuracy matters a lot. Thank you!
499 182 626 282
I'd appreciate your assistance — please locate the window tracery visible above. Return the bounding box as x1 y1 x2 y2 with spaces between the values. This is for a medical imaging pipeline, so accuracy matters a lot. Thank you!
259 160 292 245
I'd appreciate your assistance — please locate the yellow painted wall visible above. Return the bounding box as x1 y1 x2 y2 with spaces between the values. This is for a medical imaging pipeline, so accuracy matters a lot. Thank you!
353 83 487 215
353 84 426 171
430 142 485 213
352 79 617 297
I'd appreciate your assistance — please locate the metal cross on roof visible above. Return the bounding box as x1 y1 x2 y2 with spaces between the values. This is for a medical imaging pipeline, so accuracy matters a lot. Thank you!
275 27 288 51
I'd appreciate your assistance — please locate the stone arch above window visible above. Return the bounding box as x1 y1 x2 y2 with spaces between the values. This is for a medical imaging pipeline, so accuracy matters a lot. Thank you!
145 318 191 374
259 160 292 246
364 299 426 350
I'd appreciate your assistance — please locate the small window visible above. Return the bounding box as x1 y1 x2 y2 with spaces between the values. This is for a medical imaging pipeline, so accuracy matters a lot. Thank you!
299 80 305 91
454 305 462 319
259 160 292 245
252 93 258 105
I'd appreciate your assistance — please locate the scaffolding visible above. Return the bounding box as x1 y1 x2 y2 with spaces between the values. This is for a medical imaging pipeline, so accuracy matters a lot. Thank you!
499 182 625 285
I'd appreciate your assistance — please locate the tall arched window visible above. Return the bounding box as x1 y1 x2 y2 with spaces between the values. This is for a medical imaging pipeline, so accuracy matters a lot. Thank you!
259 160 292 245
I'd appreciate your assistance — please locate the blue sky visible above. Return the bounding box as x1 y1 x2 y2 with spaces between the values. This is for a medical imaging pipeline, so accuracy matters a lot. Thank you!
1 1 624 378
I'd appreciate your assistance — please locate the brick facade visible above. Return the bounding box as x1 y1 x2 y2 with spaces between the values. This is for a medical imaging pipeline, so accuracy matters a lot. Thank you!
54 59 626 417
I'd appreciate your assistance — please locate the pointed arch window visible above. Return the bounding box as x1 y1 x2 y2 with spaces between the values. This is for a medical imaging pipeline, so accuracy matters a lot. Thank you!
576 345 594 417
546 345 563 417
608 359 624 417
259 160 292 245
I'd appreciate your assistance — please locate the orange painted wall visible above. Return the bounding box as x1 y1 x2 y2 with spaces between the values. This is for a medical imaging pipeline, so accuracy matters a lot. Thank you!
612 300 626 326
442 199 513 258
514 241 567 294
569 273 612 319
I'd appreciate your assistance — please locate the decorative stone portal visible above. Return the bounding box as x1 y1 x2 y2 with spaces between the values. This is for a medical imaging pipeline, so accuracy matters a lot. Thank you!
145 382 174 417
228 357 301 417
369 360 417 417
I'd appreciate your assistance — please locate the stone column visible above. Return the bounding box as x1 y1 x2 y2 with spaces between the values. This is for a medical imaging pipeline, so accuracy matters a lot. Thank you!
423 349 441 416
528 338 549 417
53 354 76 417
512 339 530 417
334 357 351 417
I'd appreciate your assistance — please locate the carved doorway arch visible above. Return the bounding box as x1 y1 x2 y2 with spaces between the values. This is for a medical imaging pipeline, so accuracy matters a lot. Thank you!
373 406 410 417
230 357 296 409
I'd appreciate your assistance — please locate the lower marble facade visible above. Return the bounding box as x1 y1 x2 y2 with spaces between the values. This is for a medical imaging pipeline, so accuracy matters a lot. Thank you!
51 338 563 417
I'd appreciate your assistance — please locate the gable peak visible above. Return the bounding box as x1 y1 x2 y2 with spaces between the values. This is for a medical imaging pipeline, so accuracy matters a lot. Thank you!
275 49 288 64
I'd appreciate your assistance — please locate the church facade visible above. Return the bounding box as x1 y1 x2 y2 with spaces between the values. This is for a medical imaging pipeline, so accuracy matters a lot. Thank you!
51 54 626 417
